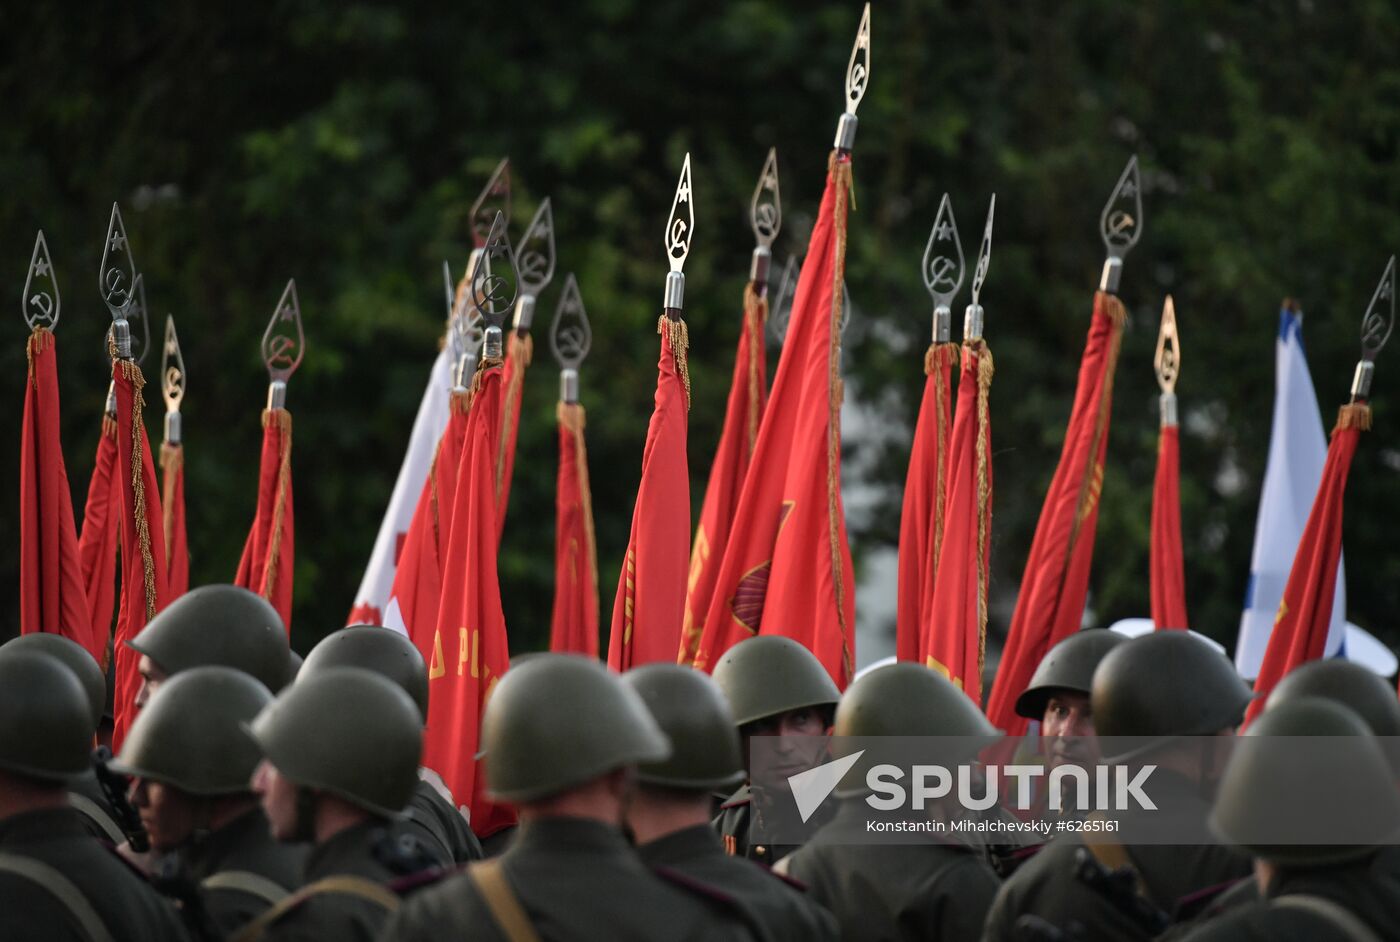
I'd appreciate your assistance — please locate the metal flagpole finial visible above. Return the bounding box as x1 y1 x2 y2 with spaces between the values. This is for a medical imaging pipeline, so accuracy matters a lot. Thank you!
23 230 60 332
100 202 137 356
470 158 512 250
1099 155 1143 293
965 194 995 341
443 259 456 323
550 273 592 403
126 272 153 367
768 253 799 345
922 194 965 343
663 152 694 314
1155 295 1180 426
262 278 305 409
750 147 782 291
835 2 871 152
162 315 186 444
1352 254 1396 401
514 197 557 332
472 211 518 358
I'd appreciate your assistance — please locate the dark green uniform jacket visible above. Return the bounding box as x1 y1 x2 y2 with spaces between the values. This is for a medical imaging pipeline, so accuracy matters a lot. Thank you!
0 807 190 941
1176 853 1400 941
714 784 829 866
982 771 1251 941
260 820 402 942
380 816 760 941
780 798 1000 941
399 779 482 866
68 769 127 845
174 806 307 937
636 824 839 942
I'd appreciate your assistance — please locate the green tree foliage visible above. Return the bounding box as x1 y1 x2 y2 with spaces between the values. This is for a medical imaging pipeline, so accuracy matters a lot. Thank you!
1 1 1397 664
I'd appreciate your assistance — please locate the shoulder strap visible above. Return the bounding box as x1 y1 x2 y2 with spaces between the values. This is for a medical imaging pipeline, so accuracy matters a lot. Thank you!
1274 894 1383 942
200 869 291 907
0 851 115 942
469 858 541 942
67 792 126 845
230 874 399 942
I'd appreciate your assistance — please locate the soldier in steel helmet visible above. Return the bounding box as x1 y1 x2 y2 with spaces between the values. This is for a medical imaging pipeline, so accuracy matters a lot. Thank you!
777 662 1002 941
1177 698 1400 941
622 663 839 941
1016 628 1127 771
0 633 126 845
301 625 483 866
126 584 293 707
241 666 431 941
711 636 841 865
381 653 760 941
108 666 306 938
983 631 1254 941
0 651 190 940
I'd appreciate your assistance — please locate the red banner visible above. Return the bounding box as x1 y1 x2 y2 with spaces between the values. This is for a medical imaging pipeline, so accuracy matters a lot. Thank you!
688 154 856 687
985 292 1126 735
550 402 599 657
19 329 97 659
495 332 532 541
1150 424 1188 630
160 443 189 599
608 318 691 670
681 284 767 665
921 340 994 701
79 417 120 665
234 409 294 630
896 342 957 663
1245 404 1368 725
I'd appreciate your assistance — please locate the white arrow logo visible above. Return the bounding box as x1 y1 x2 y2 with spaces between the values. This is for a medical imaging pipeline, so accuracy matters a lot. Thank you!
787 750 865 823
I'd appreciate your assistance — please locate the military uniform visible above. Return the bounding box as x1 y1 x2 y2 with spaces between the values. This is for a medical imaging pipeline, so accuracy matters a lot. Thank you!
170 806 307 937
399 778 482 866
713 784 820 865
382 817 758 941
0 805 190 940
67 769 127 845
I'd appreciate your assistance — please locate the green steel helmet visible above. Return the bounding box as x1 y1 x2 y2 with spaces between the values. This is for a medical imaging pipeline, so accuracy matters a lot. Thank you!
622 664 744 792
1266 659 1400 738
302 626 428 720
248 667 421 819
836 663 998 739
1015 629 1127 721
127 584 291 692
1210 698 1400 866
1091 631 1253 740
110 666 272 795
0 652 93 782
0 634 106 730
712 636 840 728
482 654 670 803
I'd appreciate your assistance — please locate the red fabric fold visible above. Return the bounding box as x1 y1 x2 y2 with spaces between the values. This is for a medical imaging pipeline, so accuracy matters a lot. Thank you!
79 417 120 664
495 332 531 541
607 319 691 670
1149 423 1189 630
1245 406 1367 725
234 409 294 630
681 285 767 666
689 155 856 687
20 329 98 659
985 292 1126 734
549 402 599 657
160 443 189 599
111 360 170 749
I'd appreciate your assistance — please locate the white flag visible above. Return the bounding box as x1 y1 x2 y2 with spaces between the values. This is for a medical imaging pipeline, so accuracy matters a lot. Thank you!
1236 307 1346 679
347 349 452 630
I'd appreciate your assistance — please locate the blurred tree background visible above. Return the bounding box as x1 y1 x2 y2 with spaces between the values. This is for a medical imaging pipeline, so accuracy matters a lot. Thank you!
2 1 1398 672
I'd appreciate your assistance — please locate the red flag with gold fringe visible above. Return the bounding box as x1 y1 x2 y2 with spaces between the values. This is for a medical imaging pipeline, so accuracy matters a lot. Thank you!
495 331 531 540
234 409 294 630
896 341 957 663
985 291 1127 734
20 328 98 659
111 358 169 748
680 284 767 665
1150 423 1189 630
424 354 515 837
79 419 120 664
160 442 189 599
689 154 856 687
921 339 994 700
1244 403 1369 725
608 317 691 670
550 401 599 656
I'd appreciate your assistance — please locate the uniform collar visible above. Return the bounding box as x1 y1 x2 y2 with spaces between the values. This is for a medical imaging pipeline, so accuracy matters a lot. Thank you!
0 807 89 846
509 816 630 856
181 805 269 878
306 817 389 881
636 823 726 866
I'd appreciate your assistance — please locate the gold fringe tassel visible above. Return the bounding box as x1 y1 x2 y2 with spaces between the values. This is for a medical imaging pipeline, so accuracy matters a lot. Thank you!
1335 402 1373 432
827 154 855 685
117 360 159 622
26 327 53 386
559 402 600 613
1068 294 1128 543
159 442 183 567
260 408 293 602
657 316 692 410
971 340 995 689
743 283 768 452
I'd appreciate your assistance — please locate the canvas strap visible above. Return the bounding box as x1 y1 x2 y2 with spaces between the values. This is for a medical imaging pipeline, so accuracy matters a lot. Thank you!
200 869 290 907
0 852 114 942
1274 895 1382 942
67 792 125 845
470 858 541 942
231 875 398 942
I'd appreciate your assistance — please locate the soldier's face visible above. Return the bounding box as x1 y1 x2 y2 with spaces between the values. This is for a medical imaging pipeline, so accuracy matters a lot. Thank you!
251 760 299 841
134 656 170 711
744 707 831 793
129 777 196 851
1040 691 1098 768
